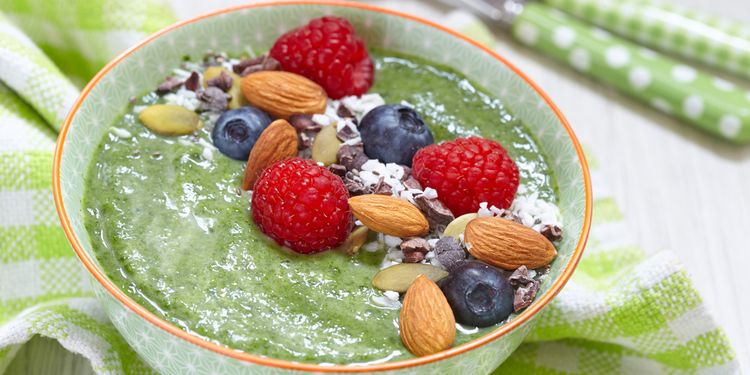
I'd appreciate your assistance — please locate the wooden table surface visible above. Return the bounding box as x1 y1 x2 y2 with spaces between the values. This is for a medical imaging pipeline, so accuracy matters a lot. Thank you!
6 0 749 373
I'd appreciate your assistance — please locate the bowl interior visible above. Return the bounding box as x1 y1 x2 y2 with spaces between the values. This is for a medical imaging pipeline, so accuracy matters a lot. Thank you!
57 1 588 366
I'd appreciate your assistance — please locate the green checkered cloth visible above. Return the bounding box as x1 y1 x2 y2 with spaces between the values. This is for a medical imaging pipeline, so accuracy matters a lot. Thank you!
0 1 739 374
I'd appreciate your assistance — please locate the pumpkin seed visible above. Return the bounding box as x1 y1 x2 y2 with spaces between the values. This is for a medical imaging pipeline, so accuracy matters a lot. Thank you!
338 226 369 255
443 213 479 238
312 124 341 165
203 66 246 109
138 104 202 136
372 263 449 292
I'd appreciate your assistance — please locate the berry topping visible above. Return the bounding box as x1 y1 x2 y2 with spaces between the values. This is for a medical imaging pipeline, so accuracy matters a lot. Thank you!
251 158 352 254
359 105 434 166
439 261 514 327
212 107 272 160
412 137 519 216
269 16 374 99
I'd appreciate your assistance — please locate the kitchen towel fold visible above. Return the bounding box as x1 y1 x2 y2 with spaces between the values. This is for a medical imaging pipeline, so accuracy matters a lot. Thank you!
0 1 739 374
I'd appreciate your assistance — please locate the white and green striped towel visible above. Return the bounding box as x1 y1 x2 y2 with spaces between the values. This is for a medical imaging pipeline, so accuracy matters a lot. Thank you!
0 1 739 374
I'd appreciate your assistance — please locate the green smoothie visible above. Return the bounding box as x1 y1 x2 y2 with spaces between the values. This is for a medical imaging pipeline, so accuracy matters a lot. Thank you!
84 50 557 364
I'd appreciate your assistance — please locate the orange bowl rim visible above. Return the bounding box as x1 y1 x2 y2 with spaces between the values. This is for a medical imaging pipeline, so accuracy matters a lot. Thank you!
53 0 593 372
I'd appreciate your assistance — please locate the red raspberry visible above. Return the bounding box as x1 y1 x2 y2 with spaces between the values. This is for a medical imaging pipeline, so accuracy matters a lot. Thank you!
251 157 352 254
412 137 519 216
269 16 374 99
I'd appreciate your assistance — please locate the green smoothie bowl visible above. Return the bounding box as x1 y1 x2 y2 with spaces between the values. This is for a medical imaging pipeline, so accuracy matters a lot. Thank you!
53 1 591 373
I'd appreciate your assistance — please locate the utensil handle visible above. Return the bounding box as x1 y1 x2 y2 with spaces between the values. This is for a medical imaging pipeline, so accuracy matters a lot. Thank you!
544 0 750 78
511 3 750 143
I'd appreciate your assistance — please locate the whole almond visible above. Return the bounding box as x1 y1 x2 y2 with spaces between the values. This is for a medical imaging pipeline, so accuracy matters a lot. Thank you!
241 71 327 119
242 119 298 190
348 195 429 237
400 275 456 357
464 217 557 270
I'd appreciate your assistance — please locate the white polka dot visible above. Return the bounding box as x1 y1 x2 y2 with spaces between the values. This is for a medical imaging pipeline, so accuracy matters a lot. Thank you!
651 98 672 113
592 28 612 40
712 78 734 91
683 95 704 118
628 67 652 90
569 48 591 71
516 22 539 45
672 65 697 82
718 115 742 138
639 48 658 59
553 26 576 49
619 3 637 16
605 46 630 68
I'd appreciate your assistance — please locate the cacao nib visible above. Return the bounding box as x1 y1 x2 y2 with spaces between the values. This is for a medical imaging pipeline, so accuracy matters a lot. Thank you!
289 114 321 132
298 132 314 150
206 70 233 92
156 76 183 94
402 175 422 190
336 123 359 142
372 177 392 195
337 103 356 119
415 195 455 230
337 144 368 171
197 87 230 111
508 266 534 287
184 71 200 91
234 55 281 77
328 164 347 177
401 237 430 263
345 178 371 196
434 237 466 272
400 166 412 180
513 280 539 312
540 224 563 242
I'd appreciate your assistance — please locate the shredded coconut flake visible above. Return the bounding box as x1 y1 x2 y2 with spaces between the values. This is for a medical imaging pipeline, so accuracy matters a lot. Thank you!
371 294 401 309
385 163 405 180
110 127 132 139
363 241 381 252
384 235 403 248
472 184 563 233
422 187 438 199
163 88 200 111
340 93 385 119
201 147 213 161
312 114 331 127
383 291 400 301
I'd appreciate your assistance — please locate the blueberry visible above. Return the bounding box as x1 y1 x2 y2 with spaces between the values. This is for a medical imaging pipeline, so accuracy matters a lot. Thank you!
212 107 271 160
359 105 434 166
439 261 513 327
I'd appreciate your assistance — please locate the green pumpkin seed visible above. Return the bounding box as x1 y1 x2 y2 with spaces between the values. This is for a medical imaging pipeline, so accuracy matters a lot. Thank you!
372 263 449 292
312 124 341 165
139 104 202 136
443 213 479 238
338 226 369 255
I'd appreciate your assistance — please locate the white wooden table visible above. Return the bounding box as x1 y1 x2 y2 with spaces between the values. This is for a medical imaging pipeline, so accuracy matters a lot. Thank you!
6 0 749 373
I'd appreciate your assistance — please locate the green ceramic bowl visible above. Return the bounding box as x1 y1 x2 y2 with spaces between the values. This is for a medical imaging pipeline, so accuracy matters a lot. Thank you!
54 1 592 373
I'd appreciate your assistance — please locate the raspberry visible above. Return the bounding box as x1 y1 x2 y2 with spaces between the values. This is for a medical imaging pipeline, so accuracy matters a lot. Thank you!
269 16 374 99
251 157 352 254
412 137 519 216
